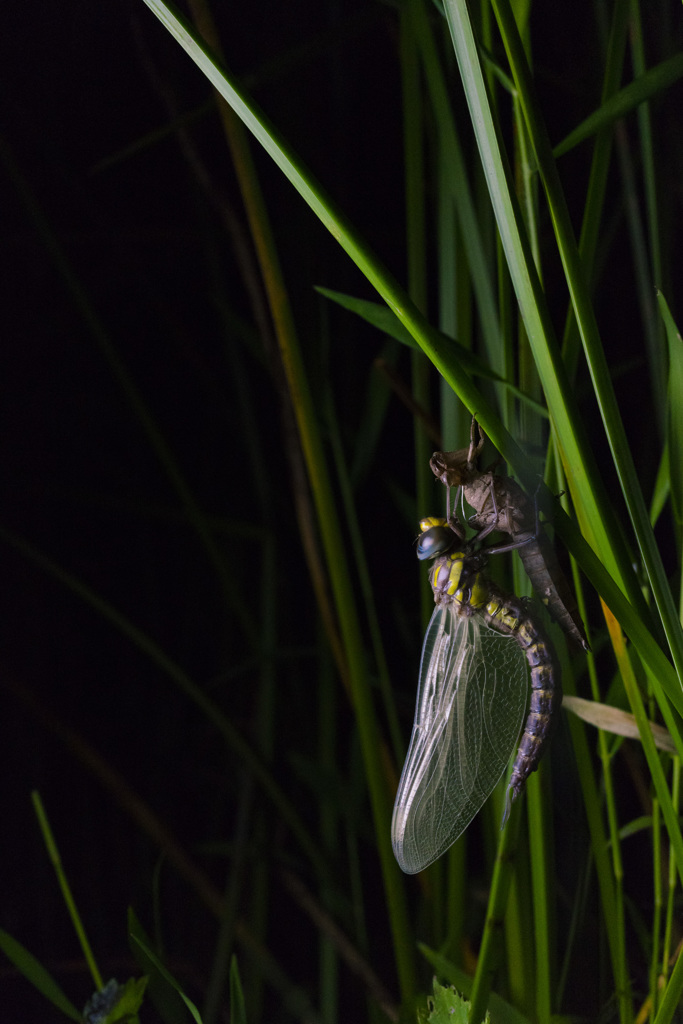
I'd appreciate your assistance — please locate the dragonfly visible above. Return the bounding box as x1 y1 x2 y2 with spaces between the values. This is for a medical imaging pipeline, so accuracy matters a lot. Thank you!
429 417 589 652
391 515 560 875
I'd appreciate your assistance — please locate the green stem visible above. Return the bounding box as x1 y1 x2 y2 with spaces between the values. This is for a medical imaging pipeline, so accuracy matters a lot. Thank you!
468 797 523 1023
32 792 104 991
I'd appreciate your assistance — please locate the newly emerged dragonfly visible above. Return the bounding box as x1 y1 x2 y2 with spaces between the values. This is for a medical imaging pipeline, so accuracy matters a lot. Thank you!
391 516 560 875
430 417 589 652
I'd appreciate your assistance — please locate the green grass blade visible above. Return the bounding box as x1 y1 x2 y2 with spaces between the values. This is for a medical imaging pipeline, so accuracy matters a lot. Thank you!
130 931 204 1024
0 929 81 1021
630 5 666 408
138 0 507 437
407 0 503 367
438 0 668 698
488 0 683 694
554 52 683 158
525 775 553 1019
468 799 524 1023
659 291 683 527
31 792 104 992
315 287 549 416
315 287 421 351
176 0 418 997
324 388 404 765
0 136 255 647
140 2 683 847
652 903 683 1024
229 957 248 1024
0 525 329 880
440 0 613 545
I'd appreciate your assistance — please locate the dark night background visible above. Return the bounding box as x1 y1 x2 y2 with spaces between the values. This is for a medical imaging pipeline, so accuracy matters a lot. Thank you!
2 1 682 1021
2 3 411 1019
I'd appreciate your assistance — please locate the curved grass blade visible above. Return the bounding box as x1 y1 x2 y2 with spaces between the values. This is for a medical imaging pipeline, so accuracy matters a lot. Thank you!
0 930 81 1022
130 931 203 1024
554 53 683 158
315 287 548 417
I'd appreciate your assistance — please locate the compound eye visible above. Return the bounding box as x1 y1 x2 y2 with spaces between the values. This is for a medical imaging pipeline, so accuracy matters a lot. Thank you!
417 525 456 561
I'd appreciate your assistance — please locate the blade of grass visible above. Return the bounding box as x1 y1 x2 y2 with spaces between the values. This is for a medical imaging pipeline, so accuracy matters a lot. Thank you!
140 0 683 722
659 292 683 531
441 0 641 609
401 1 434 628
612 609 683 892
323 387 403 765
0 929 81 1021
1 525 329 881
31 792 104 992
525 772 553 1020
181 0 417 997
467 797 524 1023
229 956 248 1024
315 287 550 416
660 762 681 1016
130 929 204 1024
652 932 683 1024
553 52 683 158
407 0 504 371
0 136 256 647
488 0 683 693
650 798 663 1017
630 4 665 410
138 0 510 442
556 0 629 385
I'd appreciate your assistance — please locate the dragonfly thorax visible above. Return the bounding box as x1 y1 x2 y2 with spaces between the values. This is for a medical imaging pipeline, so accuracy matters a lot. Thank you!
430 551 488 610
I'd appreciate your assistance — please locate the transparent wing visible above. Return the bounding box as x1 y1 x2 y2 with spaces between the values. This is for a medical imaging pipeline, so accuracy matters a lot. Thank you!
391 604 529 874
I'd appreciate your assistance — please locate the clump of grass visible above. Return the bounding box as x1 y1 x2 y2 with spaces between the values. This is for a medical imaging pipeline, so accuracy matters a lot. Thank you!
3 0 683 1021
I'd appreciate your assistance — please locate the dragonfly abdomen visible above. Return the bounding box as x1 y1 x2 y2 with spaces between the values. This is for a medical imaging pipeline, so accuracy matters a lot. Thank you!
429 547 561 807
484 590 560 813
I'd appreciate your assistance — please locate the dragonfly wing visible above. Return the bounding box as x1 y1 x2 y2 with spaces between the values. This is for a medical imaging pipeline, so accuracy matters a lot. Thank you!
391 604 529 874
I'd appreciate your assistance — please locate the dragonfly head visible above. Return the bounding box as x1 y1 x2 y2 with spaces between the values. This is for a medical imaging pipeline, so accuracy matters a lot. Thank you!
417 519 459 561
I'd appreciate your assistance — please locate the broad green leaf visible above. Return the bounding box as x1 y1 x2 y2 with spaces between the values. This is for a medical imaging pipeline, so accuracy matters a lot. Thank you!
426 980 474 1023
419 944 532 1024
83 977 148 1024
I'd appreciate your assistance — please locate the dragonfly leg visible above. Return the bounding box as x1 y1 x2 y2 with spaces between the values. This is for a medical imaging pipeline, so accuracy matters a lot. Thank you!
447 486 466 539
479 478 539 554
485 533 535 555
469 475 502 544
